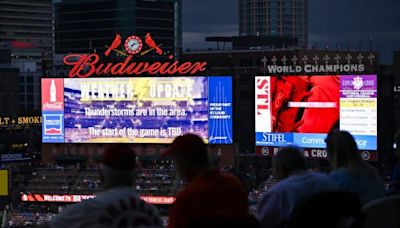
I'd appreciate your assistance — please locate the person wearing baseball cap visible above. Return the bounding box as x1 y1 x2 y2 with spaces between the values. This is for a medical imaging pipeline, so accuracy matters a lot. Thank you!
166 134 257 228
45 144 162 228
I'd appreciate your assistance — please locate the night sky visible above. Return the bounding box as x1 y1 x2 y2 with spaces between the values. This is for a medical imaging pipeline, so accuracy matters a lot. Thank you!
182 0 400 64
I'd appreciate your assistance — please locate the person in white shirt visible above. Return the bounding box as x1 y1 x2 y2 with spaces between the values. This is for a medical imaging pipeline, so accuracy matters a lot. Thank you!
42 144 162 228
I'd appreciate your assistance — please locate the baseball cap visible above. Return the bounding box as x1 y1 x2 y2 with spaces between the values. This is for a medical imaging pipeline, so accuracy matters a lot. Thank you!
164 133 207 157
102 144 136 171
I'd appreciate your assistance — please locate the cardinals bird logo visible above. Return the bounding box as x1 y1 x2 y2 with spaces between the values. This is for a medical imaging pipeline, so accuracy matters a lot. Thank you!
144 33 163 55
105 34 122 56
104 33 164 57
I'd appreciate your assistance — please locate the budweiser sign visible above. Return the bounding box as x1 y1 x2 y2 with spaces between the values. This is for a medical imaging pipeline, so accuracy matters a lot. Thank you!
63 33 207 78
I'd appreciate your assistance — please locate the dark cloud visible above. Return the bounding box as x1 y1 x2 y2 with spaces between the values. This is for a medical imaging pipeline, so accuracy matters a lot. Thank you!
183 0 400 63
182 0 238 48
309 0 400 63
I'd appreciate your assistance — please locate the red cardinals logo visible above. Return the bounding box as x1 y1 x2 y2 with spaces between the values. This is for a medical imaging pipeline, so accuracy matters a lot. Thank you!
144 33 163 55
105 34 121 56
104 33 164 57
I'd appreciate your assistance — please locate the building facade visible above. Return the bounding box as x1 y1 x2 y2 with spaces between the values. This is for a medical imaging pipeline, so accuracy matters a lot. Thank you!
55 0 182 59
0 0 53 66
0 49 19 116
239 0 308 48
0 0 53 111
0 43 44 111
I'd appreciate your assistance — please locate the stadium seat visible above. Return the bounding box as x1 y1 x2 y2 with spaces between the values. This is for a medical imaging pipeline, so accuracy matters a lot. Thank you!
288 191 362 228
361 196 400 228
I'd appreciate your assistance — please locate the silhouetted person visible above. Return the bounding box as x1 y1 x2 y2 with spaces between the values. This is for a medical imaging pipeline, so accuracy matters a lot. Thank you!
325 130 385 204
257 146 336 228
165 134 255 228
389 130 400 195
44 144 162 228
288 191 362 228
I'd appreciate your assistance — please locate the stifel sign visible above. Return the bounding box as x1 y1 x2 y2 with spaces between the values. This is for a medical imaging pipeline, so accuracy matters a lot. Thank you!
63 33 207 78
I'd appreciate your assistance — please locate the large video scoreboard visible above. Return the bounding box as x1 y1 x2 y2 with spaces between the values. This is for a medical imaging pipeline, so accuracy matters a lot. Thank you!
42 77 233 144
255 75 377 150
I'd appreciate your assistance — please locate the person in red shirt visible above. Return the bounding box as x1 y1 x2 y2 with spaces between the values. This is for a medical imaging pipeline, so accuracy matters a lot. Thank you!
165 134 256 228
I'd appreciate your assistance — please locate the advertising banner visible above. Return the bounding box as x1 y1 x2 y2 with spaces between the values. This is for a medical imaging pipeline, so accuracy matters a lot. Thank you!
42 76 233 144
255 75 377 151
21 193 175 204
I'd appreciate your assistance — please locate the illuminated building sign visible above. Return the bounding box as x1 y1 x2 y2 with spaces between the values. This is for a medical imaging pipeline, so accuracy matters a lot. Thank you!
260 53 375 74
266 64 365 74
21 193 176 205
0 116 42 128
64 33 207 78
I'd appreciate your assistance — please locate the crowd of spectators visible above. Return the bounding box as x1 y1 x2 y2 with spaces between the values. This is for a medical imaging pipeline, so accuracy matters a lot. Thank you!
18 160 176 196
6 203 66 227
4 158 274 227
5 159 178 227
2 130 400 227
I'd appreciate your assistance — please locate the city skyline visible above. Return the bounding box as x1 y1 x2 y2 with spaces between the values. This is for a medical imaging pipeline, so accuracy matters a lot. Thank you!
182 0 400 64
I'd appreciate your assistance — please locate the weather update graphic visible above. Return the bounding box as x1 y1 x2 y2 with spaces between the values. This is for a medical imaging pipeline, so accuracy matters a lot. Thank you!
41 77 232 144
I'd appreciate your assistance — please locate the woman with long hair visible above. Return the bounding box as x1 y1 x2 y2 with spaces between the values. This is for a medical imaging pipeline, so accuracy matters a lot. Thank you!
325 130 385 204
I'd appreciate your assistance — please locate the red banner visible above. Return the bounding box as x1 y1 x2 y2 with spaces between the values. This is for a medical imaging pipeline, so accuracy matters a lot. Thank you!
20 193 176 204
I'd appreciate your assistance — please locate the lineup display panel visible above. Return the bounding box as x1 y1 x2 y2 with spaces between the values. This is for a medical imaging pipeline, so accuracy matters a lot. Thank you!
42 76 233 144
255 75 377 150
